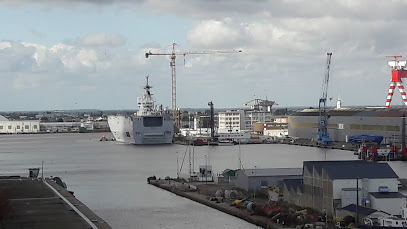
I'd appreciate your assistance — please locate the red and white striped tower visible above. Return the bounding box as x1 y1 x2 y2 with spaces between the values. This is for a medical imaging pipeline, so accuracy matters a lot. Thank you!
385 56 407 108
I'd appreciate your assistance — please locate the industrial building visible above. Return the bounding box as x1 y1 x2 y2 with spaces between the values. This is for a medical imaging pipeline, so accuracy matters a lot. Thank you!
0 115 40 134
235 168 303 192
288 107 407 143
253 116 288 138
218 99 275 133
0 115 108 134
283 160 403 216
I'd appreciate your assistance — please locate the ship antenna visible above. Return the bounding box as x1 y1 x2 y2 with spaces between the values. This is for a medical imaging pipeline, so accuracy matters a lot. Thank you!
146 75 149 86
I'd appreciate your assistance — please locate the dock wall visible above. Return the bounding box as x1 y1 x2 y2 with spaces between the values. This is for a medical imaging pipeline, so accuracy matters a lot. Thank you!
150 181 285 229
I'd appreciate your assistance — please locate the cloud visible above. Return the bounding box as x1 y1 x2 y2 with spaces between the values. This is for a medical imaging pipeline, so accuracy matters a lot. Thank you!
76 33 127 47
187 20 240 49
0 41 37 72
3 1 407 109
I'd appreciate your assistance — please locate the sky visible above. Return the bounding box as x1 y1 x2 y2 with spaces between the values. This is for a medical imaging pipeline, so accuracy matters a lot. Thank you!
2 0 407 111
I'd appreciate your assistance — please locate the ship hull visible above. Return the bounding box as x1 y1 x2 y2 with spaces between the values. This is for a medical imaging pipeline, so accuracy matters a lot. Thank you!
108 115 173 145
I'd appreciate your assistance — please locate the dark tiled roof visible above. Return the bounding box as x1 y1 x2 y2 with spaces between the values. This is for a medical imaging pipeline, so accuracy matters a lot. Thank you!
303 160 398 179
283 179 303 193
342 204 377 216
370 192 405 199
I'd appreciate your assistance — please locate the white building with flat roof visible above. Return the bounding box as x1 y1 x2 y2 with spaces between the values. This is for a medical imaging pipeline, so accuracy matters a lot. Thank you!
218 110 245 133
0 120 41 134
218 99 275 133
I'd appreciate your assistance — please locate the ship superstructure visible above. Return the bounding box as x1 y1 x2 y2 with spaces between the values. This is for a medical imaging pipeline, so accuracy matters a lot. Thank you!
108 76 173 144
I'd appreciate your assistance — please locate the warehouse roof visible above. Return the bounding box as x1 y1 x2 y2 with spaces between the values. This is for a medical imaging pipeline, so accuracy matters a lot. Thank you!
290 107 407 117
370 192 405 199
303 160 398 179
242 168 303 177
342 204 377 216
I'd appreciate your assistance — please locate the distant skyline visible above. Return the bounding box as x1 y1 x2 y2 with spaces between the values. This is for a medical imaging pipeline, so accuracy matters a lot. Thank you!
2 1 407 111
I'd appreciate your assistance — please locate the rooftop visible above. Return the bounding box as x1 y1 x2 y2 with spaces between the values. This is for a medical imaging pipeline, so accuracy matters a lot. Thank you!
242 168 303 177
370 192 405 199
291 107 407 117
0 115 8 121
342 204 377 216
303 160 398 179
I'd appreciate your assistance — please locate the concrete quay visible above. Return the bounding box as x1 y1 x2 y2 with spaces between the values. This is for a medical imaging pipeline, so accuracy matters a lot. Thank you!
149 179 289 229
0 176 111 229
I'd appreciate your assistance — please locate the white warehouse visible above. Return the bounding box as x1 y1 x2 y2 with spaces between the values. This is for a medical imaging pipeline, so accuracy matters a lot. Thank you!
0 115 40 134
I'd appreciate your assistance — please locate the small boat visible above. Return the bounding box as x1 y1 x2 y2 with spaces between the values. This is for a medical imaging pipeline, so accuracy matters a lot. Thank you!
218 139 234 146
100 135 115 141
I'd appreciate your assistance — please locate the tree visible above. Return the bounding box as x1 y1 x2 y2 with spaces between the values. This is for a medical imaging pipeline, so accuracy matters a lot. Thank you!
40 116 49 122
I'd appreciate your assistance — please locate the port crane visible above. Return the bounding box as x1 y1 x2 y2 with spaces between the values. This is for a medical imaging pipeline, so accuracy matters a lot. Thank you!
145 43 242 127
317 53 333 145
384 56 407 108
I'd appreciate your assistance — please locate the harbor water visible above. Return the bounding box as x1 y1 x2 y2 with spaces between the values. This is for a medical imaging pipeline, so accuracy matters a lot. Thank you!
0 133 372 228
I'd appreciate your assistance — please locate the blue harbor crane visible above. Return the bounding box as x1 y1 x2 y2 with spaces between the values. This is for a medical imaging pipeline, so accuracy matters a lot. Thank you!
317 53 333 145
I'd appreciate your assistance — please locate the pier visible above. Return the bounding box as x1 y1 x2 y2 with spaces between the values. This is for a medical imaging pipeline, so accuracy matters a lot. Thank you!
0 176 111 229
149 179 288 229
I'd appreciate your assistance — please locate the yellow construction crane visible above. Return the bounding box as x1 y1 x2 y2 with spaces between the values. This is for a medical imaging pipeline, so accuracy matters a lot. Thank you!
145 43 242 127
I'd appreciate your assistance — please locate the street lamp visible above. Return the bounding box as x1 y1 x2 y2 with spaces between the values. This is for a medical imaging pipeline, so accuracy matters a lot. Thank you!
254 165 257 200
176 151 179 179
204 155 207 184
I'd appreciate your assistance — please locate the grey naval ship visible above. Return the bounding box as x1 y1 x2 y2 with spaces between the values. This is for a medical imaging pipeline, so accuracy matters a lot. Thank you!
108 76 173 144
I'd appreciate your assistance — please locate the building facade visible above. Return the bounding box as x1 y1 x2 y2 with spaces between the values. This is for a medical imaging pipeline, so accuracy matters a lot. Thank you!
300 161 400 216
288 108 407 143
235 168 303 192
0 120 41 134
369 192 406 215
218 110 245 133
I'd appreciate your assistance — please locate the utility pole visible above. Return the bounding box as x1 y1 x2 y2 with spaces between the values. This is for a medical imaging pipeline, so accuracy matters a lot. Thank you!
356 178 359 225
254 165 257 200
205 155 207 184
176 152 179 179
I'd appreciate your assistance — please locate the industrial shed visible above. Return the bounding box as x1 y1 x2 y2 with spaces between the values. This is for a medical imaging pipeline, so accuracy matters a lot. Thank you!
235 168 303 192
369 192 406 215
283 179 304 207
288 107 407 143
0 120 41 134
301 160 399 216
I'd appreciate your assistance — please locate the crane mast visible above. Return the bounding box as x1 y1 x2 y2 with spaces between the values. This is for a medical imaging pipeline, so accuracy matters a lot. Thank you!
317 52 333 145
145 43 242 128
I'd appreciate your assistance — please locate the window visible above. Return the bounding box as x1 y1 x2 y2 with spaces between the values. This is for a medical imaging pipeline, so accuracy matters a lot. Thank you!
33 125 37 129
17 125 20 129
25 125 29 129
126 132 131 137
143 117 163 127
8 126 11 129
0 126 2 130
